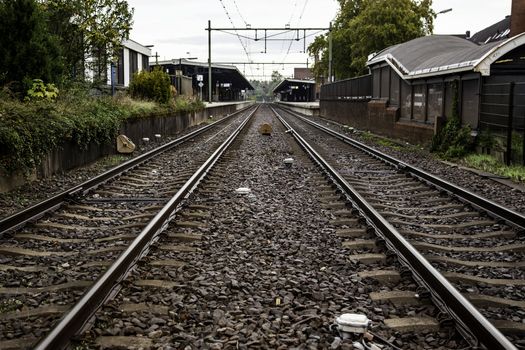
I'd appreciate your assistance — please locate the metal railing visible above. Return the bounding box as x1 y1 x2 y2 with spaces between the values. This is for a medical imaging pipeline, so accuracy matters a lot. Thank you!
320 74 372 101
480 82 525 165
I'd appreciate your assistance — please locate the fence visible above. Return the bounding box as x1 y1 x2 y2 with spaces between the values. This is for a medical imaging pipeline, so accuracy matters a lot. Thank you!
479 81 525 165
320 74 372 101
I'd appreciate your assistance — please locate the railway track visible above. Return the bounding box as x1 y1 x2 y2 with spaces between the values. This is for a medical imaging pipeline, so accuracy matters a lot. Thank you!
1 102 521 349
274 104 525 349
0 105 258 349
49 104 466 349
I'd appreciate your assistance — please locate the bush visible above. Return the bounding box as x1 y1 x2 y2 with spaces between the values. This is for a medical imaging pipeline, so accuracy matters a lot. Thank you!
129 68 173 103
24 79 59 102
0 86 206 175
172 96 205 114
430 80 474 159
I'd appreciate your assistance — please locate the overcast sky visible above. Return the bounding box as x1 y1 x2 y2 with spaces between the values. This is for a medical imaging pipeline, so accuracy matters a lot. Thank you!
126 0 512 80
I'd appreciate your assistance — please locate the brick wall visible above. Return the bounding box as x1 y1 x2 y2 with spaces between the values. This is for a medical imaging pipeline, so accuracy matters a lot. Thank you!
511 0 525 37
320 100 435 145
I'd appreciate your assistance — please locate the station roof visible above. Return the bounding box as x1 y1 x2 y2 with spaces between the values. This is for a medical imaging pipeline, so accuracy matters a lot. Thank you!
367 33 525 79
272 78 315 93
469 16 510 44
154 59 253 90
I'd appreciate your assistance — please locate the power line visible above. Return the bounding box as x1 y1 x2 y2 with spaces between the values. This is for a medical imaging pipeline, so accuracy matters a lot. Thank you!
230 0 251 62
282 0 310 61
232 0 248 26
217 0 254 75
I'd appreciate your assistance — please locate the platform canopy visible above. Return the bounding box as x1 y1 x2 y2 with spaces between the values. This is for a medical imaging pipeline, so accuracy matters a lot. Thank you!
153 59 253 101
273 78 316 102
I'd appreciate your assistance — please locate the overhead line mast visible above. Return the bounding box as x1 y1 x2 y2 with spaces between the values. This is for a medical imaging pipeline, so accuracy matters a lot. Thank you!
206 24 332 101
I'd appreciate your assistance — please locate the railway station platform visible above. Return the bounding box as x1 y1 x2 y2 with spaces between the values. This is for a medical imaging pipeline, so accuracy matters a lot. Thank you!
276 101 320 117
204 101 253 109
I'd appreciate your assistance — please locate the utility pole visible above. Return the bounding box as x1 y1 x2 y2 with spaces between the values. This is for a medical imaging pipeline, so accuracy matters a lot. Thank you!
328 22 333 83
208 20 212 103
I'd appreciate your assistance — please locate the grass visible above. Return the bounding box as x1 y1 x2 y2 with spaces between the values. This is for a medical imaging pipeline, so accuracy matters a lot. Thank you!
461 154 525 183
358 131 404 151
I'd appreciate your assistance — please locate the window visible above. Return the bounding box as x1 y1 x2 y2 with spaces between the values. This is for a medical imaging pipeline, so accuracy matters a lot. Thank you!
116 49 124 85
444 81 455 119
400 80 412 119
372 68 380 98
412 84 426 121
427 83 443 124
462 79 479 128
380 66 389 99
390 73 400 106
129 51 138 78
142 54 149 71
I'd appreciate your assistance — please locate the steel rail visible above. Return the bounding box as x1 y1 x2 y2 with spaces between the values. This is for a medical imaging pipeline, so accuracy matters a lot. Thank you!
0 104 256 235
271 106 516 350
275 105 525 229
35 105 259 350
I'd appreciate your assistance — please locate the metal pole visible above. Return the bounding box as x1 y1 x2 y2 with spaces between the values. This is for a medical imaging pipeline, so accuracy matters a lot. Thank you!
328 22 333 83
208 20 212 103
111 62 116 96
179 58 182 96
506 82 515 166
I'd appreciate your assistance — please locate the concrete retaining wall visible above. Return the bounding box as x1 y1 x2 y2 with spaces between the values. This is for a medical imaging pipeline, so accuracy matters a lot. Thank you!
1 101 253 192
276 101 320 117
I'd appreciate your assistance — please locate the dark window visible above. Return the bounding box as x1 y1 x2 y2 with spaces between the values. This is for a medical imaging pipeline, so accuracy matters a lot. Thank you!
427 83 443 124
444 81 455 119
413 84 426 121
462 79 479 128
116 49 124 85
390 73 400 106
400 80 412 119
129 51 138 78
142 54 149 71
380 66 389 99
372 68 380 98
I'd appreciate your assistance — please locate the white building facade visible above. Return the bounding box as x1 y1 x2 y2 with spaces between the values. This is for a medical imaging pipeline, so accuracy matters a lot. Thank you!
113 39 152 87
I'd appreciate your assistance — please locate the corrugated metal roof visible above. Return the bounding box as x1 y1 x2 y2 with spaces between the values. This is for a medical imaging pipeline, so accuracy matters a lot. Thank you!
367 35 501 78
469 17 510 44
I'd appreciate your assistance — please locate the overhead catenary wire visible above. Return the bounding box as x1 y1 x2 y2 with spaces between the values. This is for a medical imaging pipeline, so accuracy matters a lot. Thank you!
232 0 248 26
279 0 299 54
213 0 323 80
282 0 310 62
218 0 254 75
230 0 252 65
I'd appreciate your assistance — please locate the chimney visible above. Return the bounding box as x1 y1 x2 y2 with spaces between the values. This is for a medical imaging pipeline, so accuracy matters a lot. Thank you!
511 0 525 37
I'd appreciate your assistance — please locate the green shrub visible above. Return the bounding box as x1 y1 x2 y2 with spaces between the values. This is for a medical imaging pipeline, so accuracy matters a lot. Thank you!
129 68 172 103
0 85 206 175
431 80 474 159
172 96 205 113
24 79 59 102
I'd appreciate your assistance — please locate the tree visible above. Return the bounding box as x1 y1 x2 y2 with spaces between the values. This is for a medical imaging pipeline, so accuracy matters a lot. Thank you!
308 0 434 80
347 0 433 75
249 71 284 101
41 0 134 81
0 0 63 92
